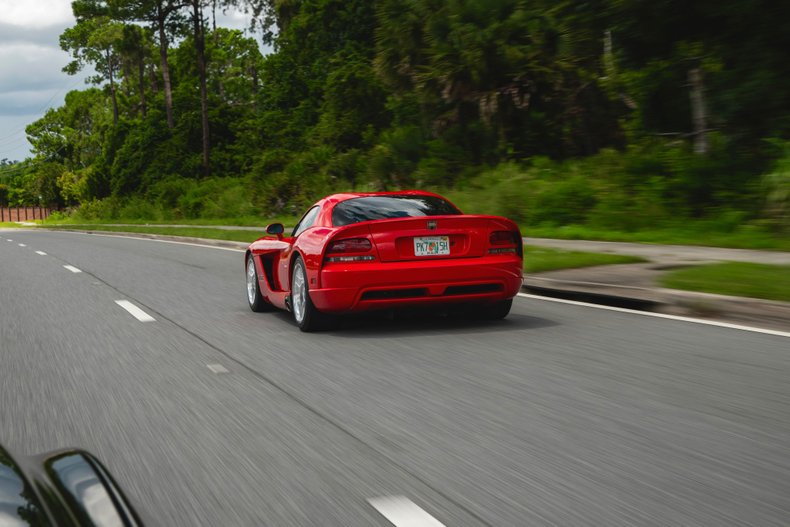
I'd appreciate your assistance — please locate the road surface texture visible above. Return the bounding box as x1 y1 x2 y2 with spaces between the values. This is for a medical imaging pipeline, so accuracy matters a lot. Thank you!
2 229 788 526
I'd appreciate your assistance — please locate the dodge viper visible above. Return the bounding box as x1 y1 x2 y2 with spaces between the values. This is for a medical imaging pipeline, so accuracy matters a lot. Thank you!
245 191 523 331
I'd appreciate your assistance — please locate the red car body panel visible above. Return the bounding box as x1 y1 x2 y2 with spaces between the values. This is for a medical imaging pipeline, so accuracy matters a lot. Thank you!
246 191 523 314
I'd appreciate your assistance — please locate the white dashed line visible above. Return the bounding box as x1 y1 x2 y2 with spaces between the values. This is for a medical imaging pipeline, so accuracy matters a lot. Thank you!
6 239 12 242
35 251 47 255
63 231 245 252
114 300 155 322
368 496 446 527
18 243 26 247
63 265 82 273
517 293 790 338
207 364 229 374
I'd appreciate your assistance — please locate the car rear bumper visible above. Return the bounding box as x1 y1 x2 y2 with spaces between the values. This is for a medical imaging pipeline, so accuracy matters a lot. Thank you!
312 256 523 313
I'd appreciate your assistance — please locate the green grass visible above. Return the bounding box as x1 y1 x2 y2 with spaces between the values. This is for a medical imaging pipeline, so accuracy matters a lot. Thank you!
41 215 299 228
523 225 790 251
660 262 790 302
524 245 645 273
42 224 262 243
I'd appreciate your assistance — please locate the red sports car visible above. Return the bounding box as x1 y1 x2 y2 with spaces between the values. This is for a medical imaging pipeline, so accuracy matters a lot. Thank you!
245 191 523 331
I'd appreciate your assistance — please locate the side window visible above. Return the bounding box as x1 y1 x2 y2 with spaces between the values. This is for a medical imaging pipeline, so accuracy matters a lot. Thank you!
292 206 320 237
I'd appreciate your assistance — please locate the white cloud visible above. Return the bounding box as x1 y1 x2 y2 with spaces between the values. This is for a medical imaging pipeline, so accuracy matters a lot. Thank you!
0 0 72 29
0 43 76 94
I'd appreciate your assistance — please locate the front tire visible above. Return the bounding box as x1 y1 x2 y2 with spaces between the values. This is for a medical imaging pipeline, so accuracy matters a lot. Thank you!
246 254 271 312
291 256 335 332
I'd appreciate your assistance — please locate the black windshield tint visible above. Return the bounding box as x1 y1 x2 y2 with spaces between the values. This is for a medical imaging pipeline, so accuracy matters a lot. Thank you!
332 196 462 226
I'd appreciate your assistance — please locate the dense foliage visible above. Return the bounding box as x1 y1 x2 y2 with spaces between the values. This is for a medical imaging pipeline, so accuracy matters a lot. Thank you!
2 0 789 234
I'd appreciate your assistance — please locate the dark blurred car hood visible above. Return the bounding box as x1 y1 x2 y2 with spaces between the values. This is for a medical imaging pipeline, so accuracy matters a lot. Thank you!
0 444 143 526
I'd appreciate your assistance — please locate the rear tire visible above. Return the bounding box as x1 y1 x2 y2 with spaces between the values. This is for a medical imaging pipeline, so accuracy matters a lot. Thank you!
246 254 272 312
480 299 513 320
291 256 335 332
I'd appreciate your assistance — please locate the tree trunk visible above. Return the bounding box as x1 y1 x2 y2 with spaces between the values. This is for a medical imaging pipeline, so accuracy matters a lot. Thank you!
193 0 210 177
107 49 119 124
157 6 174 129
138 53 147 116
688 67 708 155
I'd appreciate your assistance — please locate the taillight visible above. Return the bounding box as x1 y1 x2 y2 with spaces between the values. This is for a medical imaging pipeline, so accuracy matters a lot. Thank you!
489 231 516 245
325 237 375 263
327 238 371 253
488 230 520 255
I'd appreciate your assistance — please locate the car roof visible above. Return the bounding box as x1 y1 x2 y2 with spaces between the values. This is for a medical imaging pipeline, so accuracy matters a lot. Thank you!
318 190 445 208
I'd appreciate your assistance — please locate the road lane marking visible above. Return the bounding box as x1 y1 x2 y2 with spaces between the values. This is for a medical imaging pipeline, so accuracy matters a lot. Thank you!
56 231 245 252
517 293 790 338
35 251 47 255
18 243 26 247
368 496 446 527
114 300 155 322
6 239 12 242
63 265 82 273
207 363 229 374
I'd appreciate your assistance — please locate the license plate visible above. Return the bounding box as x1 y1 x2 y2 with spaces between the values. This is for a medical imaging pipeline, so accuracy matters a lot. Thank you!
414 236 450 256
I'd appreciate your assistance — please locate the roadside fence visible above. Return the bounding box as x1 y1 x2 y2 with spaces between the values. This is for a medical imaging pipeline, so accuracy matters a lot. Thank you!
0 206 56 222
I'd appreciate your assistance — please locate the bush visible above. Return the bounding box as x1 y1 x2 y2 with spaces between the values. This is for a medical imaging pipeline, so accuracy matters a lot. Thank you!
73 198 122 220
761 143 790 233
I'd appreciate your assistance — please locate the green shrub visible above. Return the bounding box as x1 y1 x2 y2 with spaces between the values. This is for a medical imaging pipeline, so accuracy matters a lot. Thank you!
73 198 122 220
762 144 790 232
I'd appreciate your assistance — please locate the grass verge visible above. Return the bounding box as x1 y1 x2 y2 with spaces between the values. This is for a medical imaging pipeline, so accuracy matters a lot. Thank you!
41 215 299 227
524 245 645 273
660 262 790 302
524 225 790 251
42 225 261 243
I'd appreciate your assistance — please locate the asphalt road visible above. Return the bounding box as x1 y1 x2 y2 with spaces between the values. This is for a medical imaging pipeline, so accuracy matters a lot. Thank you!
2 229 789 526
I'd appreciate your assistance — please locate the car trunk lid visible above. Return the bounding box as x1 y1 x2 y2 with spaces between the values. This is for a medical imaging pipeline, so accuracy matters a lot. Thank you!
367 216 488 262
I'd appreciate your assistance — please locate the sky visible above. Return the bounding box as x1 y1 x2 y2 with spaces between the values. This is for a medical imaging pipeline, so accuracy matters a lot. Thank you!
0 0 255 163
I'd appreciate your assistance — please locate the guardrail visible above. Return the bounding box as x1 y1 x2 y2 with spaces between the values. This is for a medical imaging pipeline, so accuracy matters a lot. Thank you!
0 206 55 222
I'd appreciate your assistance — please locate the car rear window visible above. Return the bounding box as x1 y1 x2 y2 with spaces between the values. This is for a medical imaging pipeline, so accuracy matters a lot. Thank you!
332 196 462 226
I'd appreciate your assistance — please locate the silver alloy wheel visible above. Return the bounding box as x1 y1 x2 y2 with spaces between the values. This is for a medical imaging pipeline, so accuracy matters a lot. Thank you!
291 261 306 323
246 257 257 305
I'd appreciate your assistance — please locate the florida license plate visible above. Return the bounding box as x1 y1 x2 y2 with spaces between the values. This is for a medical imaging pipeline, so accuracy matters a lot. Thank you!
414 236 450 256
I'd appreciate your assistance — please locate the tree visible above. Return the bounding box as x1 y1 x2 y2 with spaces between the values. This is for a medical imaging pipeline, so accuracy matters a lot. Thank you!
186 0 211 176
110 0 188 128
61 1 124 124
118 24 154 117
374 0 592 159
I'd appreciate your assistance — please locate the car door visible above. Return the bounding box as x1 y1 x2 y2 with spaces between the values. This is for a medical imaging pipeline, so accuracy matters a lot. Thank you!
278 205 320 289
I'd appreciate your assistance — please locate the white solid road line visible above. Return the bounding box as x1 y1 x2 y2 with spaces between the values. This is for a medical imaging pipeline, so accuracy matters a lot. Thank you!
66 231 245 252
35 251 47 255
517 293 790 339
368 496 446 527
115 300 156 322
63 265 82 273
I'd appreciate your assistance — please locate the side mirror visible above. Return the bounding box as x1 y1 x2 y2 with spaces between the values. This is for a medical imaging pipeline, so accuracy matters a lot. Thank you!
43 450 145 527
265 223 284 239
0 445 148 527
